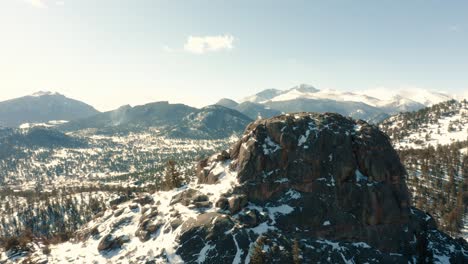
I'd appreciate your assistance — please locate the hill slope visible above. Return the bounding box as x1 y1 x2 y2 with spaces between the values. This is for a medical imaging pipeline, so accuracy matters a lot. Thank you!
379 99 468 149
3 113 465 263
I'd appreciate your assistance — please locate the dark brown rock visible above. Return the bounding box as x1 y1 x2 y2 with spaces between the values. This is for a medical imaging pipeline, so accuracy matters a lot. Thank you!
215 197 229 210
228 195 248 214
197 112 413 252
129 203 139 210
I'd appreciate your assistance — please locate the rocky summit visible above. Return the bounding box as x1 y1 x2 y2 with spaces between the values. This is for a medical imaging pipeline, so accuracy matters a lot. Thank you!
6 113 466 263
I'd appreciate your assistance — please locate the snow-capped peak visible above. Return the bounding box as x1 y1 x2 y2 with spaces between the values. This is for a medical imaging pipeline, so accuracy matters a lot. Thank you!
240 85 456 117
246 84 382 106
289 83 319 93
31 91 59 97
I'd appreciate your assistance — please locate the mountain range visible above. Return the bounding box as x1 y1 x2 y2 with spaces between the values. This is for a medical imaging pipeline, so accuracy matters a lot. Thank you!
217 84 454 122
58 102 253 139
0 86 460 139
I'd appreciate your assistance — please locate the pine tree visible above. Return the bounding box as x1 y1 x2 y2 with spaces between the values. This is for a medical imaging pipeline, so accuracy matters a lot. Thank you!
163 160 183 190
250 236 265 264
292 239 301 264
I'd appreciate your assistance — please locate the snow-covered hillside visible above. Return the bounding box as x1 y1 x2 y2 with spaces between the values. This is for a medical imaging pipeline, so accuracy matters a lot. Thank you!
380 99 468 149
46 161 240 263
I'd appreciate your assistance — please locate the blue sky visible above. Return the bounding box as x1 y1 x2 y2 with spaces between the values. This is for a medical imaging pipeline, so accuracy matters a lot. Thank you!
1 0 467 111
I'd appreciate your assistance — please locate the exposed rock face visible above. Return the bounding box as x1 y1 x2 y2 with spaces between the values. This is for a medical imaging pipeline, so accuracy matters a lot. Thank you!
221 112 411 251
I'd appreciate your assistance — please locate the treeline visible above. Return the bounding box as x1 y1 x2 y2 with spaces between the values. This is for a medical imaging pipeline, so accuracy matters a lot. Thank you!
398 141 467 237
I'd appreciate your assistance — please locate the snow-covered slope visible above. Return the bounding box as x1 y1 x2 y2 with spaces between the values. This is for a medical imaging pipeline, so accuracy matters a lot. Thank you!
268 88 381 106
359 87 453 107
380 99 468 149
46 161 240 263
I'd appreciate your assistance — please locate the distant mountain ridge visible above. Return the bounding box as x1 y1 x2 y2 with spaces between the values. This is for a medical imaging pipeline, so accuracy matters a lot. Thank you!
217 84 454 122
0 92 100 127
60 102 253 139
2 86 458 135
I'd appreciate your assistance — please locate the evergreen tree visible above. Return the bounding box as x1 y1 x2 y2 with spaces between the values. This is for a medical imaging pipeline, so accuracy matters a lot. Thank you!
250 236 265 264
163 160 183 190
292 239 301 264
416 232 433 264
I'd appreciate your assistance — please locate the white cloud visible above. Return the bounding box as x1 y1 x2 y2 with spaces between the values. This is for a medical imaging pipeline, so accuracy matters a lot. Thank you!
183 34 235 54
56 1 64 6
24 0 47 8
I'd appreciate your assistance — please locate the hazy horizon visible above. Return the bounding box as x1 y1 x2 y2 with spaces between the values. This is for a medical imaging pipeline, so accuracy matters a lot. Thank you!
2 0 468 111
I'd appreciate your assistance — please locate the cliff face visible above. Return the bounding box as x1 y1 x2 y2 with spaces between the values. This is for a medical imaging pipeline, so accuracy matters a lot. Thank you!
224 113 411 251
3 113 466 264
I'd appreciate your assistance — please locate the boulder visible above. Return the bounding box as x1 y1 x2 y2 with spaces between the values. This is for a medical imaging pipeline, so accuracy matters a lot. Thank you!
170 188 211 208
228 195 248 214
97 234 129 252
215 197 229 210
133 193 154 206
135 219 163 242
109 194 131 206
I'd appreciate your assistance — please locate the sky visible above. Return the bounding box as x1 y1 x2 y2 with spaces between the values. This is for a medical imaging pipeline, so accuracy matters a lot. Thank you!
1 0 467 111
